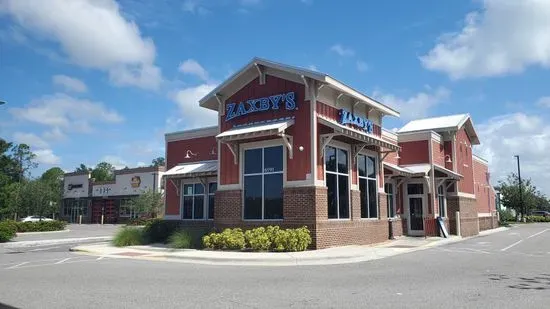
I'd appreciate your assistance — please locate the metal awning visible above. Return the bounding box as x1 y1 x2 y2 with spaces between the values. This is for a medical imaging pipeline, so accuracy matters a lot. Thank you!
163 160 218 179
217 118 295 164
383 162 416 177
318 116 400 153
216 118 294 142
434 164 462 180
398 163 462 180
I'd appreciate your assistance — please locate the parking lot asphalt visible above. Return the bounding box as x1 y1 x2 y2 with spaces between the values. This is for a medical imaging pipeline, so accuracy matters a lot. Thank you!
0 223 548 309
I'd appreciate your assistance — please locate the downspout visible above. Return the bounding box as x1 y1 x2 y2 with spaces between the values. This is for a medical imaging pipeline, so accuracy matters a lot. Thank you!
429 132 436 235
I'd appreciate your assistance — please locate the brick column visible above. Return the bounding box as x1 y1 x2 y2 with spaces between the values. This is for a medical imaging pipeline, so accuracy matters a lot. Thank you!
379 192 388 219
351 190 361 220
214 190 242 229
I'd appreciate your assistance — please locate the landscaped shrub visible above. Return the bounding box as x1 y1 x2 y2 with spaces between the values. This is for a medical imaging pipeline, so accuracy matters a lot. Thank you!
525 215 550 223
0 220 17 243
15 220 67 232
168 230 193 249
126 218 153 226
244 227 271 251
112 227 145 247
142 219 179 243
498 209 515 222
203 226 311 252
203 228 246 250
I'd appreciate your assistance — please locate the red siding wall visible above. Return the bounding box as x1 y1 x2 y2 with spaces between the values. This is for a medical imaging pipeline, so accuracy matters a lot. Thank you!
432 140 445 167
398 140 429 165
165 136 217 216
444 141 453 171
473 158 495 213
456 128 474 194
219 75 310 185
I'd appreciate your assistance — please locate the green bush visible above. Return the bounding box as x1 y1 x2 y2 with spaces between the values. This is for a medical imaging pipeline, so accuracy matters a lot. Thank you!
142 219 179 243
203 226 311 252
15 220 67 233
0 220 17 243
202 228 246 250
168 230 193 249
126 218 154 226
112 227 145 247
244 227 272 251
499 209 515 222
525 215 550 223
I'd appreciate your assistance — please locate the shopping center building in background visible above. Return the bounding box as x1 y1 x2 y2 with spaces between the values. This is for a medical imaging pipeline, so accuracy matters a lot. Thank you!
163 58 497 249
61 166 165 224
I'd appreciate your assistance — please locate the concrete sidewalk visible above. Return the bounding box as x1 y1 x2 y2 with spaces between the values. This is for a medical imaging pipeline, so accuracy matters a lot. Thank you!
70 227 508 266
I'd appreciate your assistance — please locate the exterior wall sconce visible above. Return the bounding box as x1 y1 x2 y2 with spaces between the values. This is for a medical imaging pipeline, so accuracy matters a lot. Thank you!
184 150 197 159
210 147 217 155
445 155 452 163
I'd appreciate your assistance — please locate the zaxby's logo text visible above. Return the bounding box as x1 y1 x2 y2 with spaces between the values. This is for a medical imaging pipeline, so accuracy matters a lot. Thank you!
225 92 296 122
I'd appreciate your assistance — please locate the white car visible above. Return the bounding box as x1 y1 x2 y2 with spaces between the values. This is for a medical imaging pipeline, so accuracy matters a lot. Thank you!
21 216 54 222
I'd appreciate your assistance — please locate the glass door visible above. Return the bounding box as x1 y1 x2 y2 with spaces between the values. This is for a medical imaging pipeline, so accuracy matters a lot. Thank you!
407 182 425 236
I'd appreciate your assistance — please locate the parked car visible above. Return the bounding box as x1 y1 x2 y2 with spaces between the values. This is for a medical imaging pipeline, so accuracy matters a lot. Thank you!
531 210 550 217
21 216 54 222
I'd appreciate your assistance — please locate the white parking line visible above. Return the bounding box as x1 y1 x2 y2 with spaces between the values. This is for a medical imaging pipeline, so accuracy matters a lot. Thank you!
29 246 61 252
54 258 71 264
501 229 549 252
5 262 29 269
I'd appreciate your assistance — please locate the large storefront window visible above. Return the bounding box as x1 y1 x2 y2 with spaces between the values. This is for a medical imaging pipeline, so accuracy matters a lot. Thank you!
358 154 378 218
385 183 395 218
182 183 205 219
437 185 446 218
119 199 138 218
243 146 283 220
325 146 349 219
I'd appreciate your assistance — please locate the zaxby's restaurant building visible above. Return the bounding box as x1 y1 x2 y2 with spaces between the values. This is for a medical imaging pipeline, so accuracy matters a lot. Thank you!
163 58 497 249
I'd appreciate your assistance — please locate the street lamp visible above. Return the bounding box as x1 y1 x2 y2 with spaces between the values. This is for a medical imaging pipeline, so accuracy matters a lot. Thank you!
0 100 6 105
514 155 523 221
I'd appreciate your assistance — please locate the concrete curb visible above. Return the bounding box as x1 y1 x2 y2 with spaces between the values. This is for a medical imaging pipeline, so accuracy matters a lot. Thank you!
2 237 112 249
16 229 71 236
69 227 511 267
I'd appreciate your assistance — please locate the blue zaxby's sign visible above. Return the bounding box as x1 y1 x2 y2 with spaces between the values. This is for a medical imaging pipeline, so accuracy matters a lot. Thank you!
225 92 296 122
339 109 374 134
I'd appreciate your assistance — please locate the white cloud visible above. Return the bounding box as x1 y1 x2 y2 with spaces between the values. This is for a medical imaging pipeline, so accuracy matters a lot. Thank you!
52 74 87 93
421 0 550 79
170 84 218 129
12 132 49 148
10 93 123 133
182 0 210 15
372 87 450 120
179 59 209 81
476 112 550 193
356 60 368 72
308 65 318 71
1 0 162 89
536 96 550 108
42 127 66 142
101 155 127 170
136 161 147 167
330 44 355 57
35 149 61 165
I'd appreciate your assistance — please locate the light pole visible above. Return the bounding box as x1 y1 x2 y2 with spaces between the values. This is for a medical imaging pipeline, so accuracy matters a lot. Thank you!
0 100 6 105
514 155 523 221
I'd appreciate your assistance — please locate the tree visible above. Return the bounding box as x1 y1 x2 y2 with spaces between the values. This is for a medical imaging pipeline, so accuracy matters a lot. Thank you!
151 157 165 167
91 162 115 181
41 167 64 183
75 164 91 173
498 173 539 220
127 190 163 218
11 143 38 182
41 167 64 217
20 180 53 218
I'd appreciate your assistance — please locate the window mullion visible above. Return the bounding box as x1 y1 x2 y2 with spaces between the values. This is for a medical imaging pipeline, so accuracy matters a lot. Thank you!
261 148 265 220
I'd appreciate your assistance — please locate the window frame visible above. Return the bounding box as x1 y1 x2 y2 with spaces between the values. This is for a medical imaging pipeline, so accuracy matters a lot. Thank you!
241 141 285 221
208 182 217 220
179 178 217 220
357 151 379 219
324 143 351 220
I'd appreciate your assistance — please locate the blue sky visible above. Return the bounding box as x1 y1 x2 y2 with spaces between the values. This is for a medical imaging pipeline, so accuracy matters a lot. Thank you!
1 0 550 192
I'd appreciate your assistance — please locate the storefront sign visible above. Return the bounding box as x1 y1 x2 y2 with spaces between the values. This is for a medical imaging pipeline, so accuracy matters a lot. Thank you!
339 109 374 133
97 187 112 195
68 184 83 190
130 176 141 188
225 92 296 121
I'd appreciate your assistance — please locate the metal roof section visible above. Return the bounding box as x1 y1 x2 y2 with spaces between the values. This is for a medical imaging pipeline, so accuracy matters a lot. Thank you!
216 118 295 142
397 163 463 180
163 160 218 179
397 113 480 145
199 57 400 117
